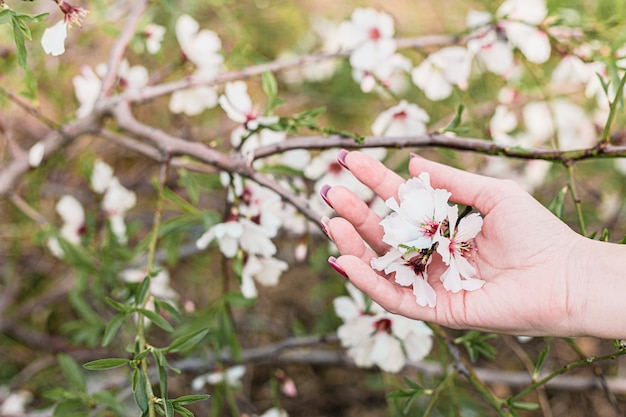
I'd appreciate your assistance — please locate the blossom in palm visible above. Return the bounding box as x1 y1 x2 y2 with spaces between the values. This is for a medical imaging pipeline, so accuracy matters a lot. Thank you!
333 283 433 373
338 8 396 72
435 206 485 293
411 46 472 101
371 100 430 137
219 81 279 130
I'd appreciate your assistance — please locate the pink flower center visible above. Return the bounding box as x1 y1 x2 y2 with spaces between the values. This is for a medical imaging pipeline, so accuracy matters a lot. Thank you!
393 110 407 120
421 220 439 237
373 318 392 334
329 161 343 174
368 27 381 41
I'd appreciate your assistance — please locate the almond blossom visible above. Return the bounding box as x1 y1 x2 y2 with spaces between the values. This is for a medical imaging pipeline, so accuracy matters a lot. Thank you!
333 283 433 373
240 255 289 299
435 206 485 293
144 23 165 54
47 195 85 258
338 8 396 72
41 20 67 56
352 53 412 94
218 81 279 130
191 365 246 390
371 100 430 137
411 46 472 101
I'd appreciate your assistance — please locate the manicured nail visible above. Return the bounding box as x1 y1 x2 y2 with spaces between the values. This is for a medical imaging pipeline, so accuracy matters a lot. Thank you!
328 256 348 278
320 184 333 209
337 149 350 170
320 216 331 237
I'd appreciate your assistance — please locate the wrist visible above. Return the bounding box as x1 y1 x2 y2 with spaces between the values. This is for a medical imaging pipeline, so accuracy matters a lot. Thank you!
568 236 626 339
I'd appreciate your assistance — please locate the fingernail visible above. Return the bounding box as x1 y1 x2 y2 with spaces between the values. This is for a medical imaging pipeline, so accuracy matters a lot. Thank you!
320 216 331 237
320 184 333 209
328 256 348 278
337 149 350 170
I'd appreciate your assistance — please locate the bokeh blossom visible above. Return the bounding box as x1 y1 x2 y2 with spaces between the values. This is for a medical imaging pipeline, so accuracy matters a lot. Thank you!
334 283 433 373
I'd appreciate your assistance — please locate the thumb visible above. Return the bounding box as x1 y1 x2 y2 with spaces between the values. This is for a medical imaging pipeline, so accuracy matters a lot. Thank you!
408 154 510 212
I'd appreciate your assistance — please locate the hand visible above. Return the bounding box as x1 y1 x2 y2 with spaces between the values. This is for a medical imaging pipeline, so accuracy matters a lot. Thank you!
323 150 598 338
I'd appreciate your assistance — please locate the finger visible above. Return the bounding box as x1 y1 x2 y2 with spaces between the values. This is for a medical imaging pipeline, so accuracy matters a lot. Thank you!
408 154 510 212
325 185 389 255
341 150 406 201
327 216 380 264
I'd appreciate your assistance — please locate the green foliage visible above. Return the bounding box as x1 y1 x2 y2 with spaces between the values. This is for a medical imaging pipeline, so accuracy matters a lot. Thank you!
454 330 498 362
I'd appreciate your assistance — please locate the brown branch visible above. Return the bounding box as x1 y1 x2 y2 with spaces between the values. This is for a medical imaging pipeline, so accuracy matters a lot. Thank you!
251 133 626 163
118 34 458 104
98 0 148 99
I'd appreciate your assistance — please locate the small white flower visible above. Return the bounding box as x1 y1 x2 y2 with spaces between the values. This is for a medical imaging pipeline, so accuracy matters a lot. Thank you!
47 195 85 258
120 267 179 301
489 105 518 144
411 46 472 101
175 14 223 79
169 86 218 116
371 100 430 137
240 255 288 298
338 8 396 72
435 205 485 293
192 365 246 390
91 159 115 193
334 283 433 372
28 142 45 167
41 20 67 56
144 23 165 54
218 81 278 130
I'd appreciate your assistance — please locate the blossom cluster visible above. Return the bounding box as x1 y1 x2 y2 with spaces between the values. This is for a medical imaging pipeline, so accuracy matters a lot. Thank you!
371 173 484 308
334 283 433 373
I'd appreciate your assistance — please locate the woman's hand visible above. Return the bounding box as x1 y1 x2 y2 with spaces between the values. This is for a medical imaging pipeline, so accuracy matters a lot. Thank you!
323 150 600 338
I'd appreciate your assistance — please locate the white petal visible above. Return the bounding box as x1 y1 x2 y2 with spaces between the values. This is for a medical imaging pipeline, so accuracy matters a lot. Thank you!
28 142 45 167
41 20 67 56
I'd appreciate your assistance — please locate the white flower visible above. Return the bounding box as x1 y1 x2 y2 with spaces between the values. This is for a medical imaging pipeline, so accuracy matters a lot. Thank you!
411 46 472 101
191 365 246 390
47 195 85 258
333 283 433 372
28 142 45 168
352 53 412 94
41 20 67 56
259 408 288 417
72 65 102 118
144 23 165 54
435 205 485 293
371 100 430 137
91 159 115 193
101 177 137 244
338 8 396 72
196 218 276 258
0 388 33 416
219 81 278 130
496 0 550 64
175 14 223 79
120 267 179 301
169 86 218 116
371 248 437 308
489 104 518 144
240 255 288 298
380 173 451 251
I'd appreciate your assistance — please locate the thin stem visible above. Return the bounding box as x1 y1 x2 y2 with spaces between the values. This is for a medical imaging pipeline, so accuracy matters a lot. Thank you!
600 71 626 145
147 157 170 272
565 163 587 236
511 348 626 402
423 370 458 417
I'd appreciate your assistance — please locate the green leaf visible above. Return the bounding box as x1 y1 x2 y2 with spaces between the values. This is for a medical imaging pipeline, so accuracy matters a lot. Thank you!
547 185 568 219
105 297 132 313
133 370 149 412
532 344 550 380
441 103 465 133
173 404 195 417
83 358 130 371
135 275 151 305
510 401 540 411
171 394 211 405
154 299 182 323
164 400 175 417
224 291 257 308
454 330 497 362
166 328 210 353
57 353 87 392
262 71 278 99
102 313 128 346
137 308 174 332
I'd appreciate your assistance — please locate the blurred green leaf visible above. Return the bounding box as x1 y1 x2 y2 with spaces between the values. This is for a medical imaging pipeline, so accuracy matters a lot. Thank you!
137 308 174 332
83 358 130 370
102 312 129 346
166 328 210 353
57 353 87 392
454 330 498 362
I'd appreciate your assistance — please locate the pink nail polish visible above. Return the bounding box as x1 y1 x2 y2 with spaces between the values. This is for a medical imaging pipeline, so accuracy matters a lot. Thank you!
337 149 349 170
320 216 331 237
320 184 333 208
328 256 348 278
